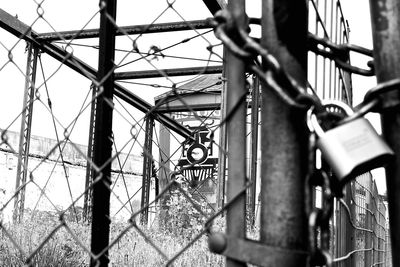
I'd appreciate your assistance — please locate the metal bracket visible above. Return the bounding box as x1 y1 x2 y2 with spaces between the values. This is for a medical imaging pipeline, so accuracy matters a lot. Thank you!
208 233 308 267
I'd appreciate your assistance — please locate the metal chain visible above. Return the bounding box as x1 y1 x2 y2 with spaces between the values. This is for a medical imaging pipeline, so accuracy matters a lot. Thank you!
211 9 381 115
211 9 400 123
340 77 400 124
211 9 323 111
308 33 375 76
308 170 334 267
211 8 397 267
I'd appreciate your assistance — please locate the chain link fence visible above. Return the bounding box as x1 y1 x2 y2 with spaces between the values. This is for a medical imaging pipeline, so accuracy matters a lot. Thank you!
0 0 394 266
0 0 236 266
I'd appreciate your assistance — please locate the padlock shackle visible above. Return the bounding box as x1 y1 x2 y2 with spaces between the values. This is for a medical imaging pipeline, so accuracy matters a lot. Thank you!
307 100 354 136
321 99 354 116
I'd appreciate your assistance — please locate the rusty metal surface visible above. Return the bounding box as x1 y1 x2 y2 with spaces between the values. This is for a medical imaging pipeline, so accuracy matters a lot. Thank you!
259 1 309 266
89 0 117 265
369 1 400 266
212 234 307 267
36 20 213 41
225 0 247 266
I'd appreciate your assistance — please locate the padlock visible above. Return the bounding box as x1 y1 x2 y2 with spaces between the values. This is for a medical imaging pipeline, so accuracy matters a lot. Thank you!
307 100 394 187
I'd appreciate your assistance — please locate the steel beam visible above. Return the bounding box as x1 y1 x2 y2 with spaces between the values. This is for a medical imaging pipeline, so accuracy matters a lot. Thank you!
90 0 116 265
225 0 247 266
36 20 212 41
13 45 39 223
83 86 97 222
369 1 400 266
260 1 309 266
0 8 192 141
115 65 222 80
140 115 154 225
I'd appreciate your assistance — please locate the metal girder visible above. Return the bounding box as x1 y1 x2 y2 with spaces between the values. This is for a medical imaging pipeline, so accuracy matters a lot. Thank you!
83 87 97 222
36 20 212 42
115 65 222 80
140 116 154 225
202 0 226 15
13 45 39 223
0 8 192 140
90 0 116 264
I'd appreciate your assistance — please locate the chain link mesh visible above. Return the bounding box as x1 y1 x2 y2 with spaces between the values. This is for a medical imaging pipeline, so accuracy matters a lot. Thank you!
0 1 240 266
0 0 393 266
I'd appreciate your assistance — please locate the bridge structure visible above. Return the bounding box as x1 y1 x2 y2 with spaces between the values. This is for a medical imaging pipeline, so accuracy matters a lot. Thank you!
0 0 398 266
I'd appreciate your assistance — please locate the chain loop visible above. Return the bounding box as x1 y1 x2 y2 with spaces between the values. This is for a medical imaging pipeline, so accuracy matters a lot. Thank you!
308 33 374 76
340 77 400 124
364 77 400 110
308 168 334 267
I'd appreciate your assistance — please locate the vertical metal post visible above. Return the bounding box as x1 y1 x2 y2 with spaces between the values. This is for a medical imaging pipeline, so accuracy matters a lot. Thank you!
365 203 372 267
153 159 159 197
248 76 259 225
84 85 97 222
369 1 400 266
344 184 354 267
351 183 358 267
337 194 348 267
372 196 377 265
141 115 154 225
158 123 170 191
158 122 170 225
217 57 228 210
260 1 309 266
13 45 39 223
335 199 344 267
225 0 246 266
90 0 116 266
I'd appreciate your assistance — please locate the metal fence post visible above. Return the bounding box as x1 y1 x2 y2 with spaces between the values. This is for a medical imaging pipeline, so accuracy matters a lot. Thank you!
90 0 117 266
225 0 247 266
260 1 309 266
369 1 400 266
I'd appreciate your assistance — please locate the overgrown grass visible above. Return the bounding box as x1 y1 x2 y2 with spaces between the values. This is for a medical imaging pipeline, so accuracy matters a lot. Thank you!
0 217 88 266
0 186 257 266
0 215 225 266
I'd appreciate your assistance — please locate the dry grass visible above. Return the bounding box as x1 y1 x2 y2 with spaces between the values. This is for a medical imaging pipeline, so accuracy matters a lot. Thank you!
0 215 225 267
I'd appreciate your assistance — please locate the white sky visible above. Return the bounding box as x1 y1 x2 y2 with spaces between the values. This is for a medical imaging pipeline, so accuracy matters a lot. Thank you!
0 0 386 193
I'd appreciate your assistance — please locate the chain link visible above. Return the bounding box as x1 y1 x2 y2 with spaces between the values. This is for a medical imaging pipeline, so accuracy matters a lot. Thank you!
211 8 399 267
212 9 400 122
338 77 400 125
212 9 323 110
308 33 375 76
308 169 334 267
